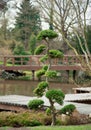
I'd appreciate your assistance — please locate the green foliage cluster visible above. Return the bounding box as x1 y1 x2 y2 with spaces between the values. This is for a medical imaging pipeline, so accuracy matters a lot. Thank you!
46 89 65 105
0 111 90 127
46 108 51 116
36 69 45 80
60 104 76 115
34 44 46 55
49 50 63 58
13 44 30 55
28 99 44 109
45 70 57 78
13 44 30 64
29 34 37 55
40 55 48 62
34 81 49 96
37 29 58 40
42 65 48 71
0 111 49 127
36 65 48 79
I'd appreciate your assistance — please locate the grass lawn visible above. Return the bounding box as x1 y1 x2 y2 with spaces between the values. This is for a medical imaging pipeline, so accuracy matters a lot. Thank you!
1 125 91 130
30 125 91 130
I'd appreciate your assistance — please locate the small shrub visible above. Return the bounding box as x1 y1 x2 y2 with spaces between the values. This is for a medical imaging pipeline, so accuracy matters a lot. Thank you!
13 44 30 64
27 99 44 109
46 89 65 105
42 116 52 125
60 104 76 115
56 119 62 125
20 119 42 126
29 120 42 126
46 108 51 116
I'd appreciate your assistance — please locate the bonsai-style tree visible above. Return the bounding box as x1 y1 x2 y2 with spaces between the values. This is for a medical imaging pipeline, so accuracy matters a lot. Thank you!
28 29 65 126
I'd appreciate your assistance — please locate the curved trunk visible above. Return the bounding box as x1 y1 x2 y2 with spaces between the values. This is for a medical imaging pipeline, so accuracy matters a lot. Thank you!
49 99 56 126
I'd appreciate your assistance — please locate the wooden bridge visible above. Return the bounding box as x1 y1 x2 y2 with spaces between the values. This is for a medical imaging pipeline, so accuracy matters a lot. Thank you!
0 55 86 71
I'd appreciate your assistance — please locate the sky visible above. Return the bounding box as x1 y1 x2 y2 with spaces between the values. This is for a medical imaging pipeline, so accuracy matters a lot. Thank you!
4 0 49 29
1 0 91 29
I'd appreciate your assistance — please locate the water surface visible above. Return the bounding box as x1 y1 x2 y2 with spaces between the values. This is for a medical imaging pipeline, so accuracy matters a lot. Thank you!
0 80 75 96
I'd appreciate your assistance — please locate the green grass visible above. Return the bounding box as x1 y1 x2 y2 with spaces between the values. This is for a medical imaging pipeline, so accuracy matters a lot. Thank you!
0 61 15 66
30 125 91 130
1 125 91 130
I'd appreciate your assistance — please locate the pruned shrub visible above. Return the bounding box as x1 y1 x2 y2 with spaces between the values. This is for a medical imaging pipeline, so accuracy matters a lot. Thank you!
46 89 65 105
60 104 76 115
27 99 44 109
37 29 58 40
34 81 49 96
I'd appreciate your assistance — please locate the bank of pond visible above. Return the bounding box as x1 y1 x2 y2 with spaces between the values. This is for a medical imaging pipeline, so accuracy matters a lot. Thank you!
0 109 91 127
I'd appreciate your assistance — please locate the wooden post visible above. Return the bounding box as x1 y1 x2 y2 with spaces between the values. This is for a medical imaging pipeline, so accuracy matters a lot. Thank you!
12 57 15 66
32 70 35 80
66 70 70 83
4 57 7 66
21 57 23 65
73 70 76 81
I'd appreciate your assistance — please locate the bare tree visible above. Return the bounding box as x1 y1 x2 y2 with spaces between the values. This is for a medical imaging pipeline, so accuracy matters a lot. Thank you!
36 0 91 71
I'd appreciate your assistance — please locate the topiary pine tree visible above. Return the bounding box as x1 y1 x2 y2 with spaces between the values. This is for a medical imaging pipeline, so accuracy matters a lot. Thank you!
28 29 65 126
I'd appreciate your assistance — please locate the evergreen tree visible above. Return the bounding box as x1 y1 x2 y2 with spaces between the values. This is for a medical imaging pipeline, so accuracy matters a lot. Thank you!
14 0 41 50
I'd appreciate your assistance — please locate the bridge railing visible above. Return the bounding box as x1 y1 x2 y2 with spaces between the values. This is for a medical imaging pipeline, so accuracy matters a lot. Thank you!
0 55 86 67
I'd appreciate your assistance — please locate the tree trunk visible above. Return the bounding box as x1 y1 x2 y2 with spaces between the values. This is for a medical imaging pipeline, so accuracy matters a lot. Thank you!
49 99 56 126
51 110 56 126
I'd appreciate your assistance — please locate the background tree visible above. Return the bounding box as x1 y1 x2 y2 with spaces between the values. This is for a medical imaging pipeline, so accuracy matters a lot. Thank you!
14 0 41 50
36 0 91 71
36 0 78 52
0 1 15 55
0 2 9 40
71 25 91 54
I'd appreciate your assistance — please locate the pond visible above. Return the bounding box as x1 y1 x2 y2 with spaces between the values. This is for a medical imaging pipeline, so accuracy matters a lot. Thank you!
0 79 91 115
0 80 75 96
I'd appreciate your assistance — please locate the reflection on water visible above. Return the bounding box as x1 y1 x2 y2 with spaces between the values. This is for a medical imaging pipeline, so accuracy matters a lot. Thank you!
0 80 75 96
